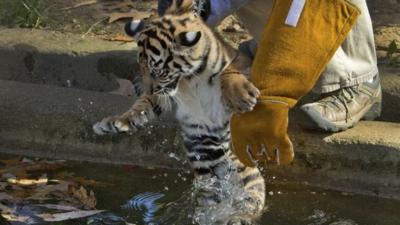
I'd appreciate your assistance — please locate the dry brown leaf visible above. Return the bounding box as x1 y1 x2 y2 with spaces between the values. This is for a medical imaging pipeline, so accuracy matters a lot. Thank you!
54 171 110 187
62 0 98 10
105 34 134 42
0 157 22 167
7 174 48 186
69 185 97 209
0 192 12 201
38 210 104 222
37 204 80 211
102 0 135 12
25 162 66 173
73 177 111 187
0 158 66 179
1 213 31 224
108 10 154 23
27 180 71 200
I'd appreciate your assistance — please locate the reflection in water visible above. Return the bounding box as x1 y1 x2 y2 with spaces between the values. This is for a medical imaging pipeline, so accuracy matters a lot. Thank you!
122 192 165 224
2 155 398 225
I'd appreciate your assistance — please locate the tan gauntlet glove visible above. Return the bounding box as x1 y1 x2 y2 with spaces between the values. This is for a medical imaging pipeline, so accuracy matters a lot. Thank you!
231 0 360 167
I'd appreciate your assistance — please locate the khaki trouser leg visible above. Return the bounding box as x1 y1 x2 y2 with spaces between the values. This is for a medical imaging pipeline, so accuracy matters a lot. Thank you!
314 0 378 93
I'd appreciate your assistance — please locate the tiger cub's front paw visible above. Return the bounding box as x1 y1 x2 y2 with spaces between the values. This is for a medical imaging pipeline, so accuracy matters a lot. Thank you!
93 110 150 135
221 71 260 113
93 95 156 135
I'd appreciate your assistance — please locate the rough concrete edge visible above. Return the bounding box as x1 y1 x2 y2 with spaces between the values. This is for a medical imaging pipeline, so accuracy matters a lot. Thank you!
1 79 400 200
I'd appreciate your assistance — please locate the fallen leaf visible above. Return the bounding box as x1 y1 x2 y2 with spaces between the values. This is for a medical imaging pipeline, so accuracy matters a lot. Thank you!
24 162 66 173
1 213 33 224
0 192 12 201
61 0 98 10
36 204 80 211
104 34 134 42
0 158 66 178
38 210 104 222
27 180 70 201
69 185 97 209
54 171 110 187
7 174 48 186
0 157 22 167
108 10 154 23
0 215 10 225
102 0 135 12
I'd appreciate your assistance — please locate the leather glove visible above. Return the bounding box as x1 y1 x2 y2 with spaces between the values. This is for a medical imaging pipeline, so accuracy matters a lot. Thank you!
231 99 293 166
231 0 360 167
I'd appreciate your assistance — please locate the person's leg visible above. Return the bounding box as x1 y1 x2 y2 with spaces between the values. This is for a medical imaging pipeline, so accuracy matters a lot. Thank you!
300 0 382 132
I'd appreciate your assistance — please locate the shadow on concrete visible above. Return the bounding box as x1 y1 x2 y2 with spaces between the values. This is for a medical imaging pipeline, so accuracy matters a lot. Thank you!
0 43 141 92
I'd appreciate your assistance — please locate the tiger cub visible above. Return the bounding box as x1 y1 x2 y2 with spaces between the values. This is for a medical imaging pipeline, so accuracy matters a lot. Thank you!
93 13 265 225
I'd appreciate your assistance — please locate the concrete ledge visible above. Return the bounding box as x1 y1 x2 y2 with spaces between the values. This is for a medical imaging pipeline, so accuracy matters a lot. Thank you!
380 66 400 122
1 28 399 122
1 28 400 199
0 28 139 92
282 116 400 199
0 80 182 168
1 80 400 199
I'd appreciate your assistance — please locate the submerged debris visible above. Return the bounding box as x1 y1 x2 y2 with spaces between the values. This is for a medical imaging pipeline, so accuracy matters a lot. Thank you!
0 156 104 224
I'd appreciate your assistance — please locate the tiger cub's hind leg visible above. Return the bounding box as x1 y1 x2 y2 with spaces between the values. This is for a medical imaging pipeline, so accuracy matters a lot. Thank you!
227 154 266 224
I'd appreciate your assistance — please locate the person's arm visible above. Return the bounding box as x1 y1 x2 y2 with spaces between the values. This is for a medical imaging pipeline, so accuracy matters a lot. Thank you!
231 0 361 166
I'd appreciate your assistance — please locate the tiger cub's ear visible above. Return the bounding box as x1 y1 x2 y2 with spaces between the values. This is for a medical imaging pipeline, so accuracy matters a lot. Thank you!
125 19 145 37
178 31 202 47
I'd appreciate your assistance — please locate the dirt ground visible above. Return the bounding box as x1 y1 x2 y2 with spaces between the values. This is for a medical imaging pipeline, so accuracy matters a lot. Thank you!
1 0 399 60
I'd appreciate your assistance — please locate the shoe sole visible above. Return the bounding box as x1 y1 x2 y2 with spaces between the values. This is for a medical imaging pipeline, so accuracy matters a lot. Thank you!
300 87 382 132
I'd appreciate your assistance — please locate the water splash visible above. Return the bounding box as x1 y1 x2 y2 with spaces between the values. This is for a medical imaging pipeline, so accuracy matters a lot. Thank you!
306 209 358 225
124 176 251 225
155 160 259 225
122 192 165 224
124 159 261 225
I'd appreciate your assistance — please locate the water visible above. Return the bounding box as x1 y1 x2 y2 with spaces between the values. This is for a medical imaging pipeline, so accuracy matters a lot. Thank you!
1 156 399 225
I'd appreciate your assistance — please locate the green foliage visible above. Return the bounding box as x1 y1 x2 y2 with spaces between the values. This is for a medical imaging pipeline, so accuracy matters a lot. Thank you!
386 40 400 67
387 40 398 58
0 0 48 28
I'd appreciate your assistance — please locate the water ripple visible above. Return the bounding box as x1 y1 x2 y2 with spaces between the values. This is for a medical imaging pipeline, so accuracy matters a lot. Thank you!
122 192 165 224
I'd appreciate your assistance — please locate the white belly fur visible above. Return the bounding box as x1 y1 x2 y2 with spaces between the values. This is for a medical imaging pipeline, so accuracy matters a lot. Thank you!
174 76 230 127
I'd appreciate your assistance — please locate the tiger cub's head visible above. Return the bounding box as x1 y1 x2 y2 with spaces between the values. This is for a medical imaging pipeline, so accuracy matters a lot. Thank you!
125 13 213 96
